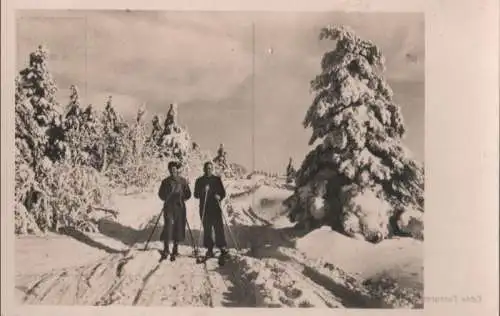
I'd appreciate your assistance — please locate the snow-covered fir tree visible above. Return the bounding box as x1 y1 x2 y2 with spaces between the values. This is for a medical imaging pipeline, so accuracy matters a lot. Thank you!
153 103 191 164
65 85 83 128
284 25 424 242
18 45 61 126
100 96 130 169
286 157 296 184
213 143 234 177
62 85 85 165
129 105 147 160
14 45 73 232
15 45 63 173
145 114 162 154
79 104 105 170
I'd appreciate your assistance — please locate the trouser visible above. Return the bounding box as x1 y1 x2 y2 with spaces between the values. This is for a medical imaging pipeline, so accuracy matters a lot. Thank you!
161 211 180 253
200 208 227 250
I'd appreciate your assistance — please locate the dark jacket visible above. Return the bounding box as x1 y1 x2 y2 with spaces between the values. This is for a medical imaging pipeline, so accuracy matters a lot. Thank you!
158 175 191 241
194 175 226 215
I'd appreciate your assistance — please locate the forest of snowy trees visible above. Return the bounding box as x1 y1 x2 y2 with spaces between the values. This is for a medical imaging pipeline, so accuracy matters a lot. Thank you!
14 45 240 235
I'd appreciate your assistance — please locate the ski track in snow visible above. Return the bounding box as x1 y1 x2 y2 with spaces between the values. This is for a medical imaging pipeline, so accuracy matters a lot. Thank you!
16 180 422 308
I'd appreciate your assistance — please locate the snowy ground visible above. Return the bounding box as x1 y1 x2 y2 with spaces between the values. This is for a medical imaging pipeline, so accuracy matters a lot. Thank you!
15 178 423 308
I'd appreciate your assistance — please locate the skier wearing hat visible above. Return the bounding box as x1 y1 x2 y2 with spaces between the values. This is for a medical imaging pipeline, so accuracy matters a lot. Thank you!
194 161 228 260
158 161 192 261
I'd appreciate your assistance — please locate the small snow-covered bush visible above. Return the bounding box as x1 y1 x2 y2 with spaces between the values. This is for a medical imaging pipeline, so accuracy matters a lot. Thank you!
15 159 111 233
397 208 424 240
340 184 392 242
37 162 111 232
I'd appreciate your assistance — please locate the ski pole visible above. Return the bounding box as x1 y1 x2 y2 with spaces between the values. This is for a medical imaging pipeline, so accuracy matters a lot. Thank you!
185 217 199 257
144 210 164 251
222 212 241 251
199 185 209 244
216 199 241 251
144 192 174 251
196 185 209 262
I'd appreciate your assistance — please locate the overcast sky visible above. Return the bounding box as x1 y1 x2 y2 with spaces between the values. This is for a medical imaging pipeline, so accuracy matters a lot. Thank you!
16 10 424 172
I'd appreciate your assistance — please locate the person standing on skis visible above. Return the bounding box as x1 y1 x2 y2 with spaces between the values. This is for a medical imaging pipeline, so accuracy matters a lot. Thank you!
194 161 228 258
158 161 192 261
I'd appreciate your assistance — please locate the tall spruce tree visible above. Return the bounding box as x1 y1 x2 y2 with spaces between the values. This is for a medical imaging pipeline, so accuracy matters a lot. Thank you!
155 103 191 164
79 104 105 170
286 157 296 184
213 143 233 177
15 45 66 231
286 25 424 242
62 85 84 165
100 96 129 168
130 105 147 160
15 45 62 173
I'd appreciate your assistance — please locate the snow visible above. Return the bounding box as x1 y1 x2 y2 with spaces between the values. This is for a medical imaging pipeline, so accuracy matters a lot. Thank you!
397 208 424 241
295 227 422 282
15 178 423 308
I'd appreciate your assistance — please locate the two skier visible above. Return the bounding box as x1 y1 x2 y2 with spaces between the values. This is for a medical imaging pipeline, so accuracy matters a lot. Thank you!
157 161 228 262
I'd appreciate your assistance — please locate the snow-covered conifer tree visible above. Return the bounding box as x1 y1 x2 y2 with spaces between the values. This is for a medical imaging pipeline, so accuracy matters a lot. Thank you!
285 25 424 242
286 157 296 184
155 103 191 164
213 143 234 177
15 45 63 172
62 85 85 164
100 96 130 168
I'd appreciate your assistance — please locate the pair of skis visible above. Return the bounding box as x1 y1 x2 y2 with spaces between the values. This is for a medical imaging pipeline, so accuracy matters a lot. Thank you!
156 210 201 263
195 249 229 266
156 237 229 266
158 250 178 262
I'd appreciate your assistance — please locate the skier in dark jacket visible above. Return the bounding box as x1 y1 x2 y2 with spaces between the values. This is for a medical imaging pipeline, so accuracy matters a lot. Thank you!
158 161 191 261
194 161 228 258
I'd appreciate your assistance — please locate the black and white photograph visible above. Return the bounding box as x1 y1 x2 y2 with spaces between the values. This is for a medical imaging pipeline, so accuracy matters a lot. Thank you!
12 9 426 309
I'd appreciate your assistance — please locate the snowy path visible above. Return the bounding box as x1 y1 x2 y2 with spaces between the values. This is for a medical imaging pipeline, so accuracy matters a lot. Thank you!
15 182 422 308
